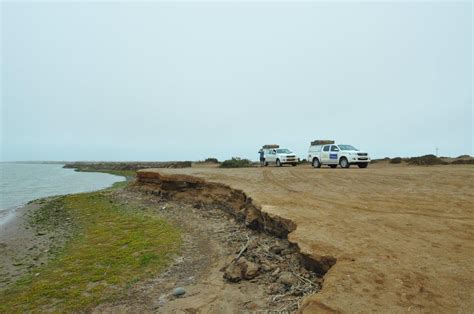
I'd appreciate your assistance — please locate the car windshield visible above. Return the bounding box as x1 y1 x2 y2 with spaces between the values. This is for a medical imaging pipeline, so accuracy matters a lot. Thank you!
276 149 292 154
338 145 358 151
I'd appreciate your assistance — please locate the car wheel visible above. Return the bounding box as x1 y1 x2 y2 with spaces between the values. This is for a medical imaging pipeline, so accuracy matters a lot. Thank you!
312 158 321 168
292 163 297 166
339 157 350 168
358 163 368 168
276 159 282 167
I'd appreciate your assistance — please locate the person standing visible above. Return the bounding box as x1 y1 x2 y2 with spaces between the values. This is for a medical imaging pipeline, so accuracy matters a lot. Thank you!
259 149 265 166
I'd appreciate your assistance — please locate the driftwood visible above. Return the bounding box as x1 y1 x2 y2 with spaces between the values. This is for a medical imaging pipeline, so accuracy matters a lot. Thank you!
235 234 251 261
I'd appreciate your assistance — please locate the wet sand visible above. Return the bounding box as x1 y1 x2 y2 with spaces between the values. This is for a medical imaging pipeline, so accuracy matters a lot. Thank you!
0 198 69 288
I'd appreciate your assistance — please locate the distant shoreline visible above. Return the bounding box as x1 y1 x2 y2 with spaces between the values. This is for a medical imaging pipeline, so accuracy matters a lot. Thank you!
0 162 128 224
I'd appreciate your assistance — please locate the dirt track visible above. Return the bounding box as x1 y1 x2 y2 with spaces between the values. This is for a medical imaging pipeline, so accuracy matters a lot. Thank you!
153 163 474 313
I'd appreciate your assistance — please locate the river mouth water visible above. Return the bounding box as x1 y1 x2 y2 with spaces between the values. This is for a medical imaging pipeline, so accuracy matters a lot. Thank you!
0 163 125 226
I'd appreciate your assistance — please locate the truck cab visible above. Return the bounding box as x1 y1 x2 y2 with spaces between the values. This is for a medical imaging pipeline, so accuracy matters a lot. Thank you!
263 148 299 167
308 143 370 168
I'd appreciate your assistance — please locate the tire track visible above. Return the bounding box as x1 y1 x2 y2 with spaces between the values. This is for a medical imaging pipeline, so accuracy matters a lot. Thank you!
262 169 298 193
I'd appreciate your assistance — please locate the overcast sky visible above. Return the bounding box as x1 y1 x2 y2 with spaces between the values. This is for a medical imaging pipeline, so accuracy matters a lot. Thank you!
1 1 472 161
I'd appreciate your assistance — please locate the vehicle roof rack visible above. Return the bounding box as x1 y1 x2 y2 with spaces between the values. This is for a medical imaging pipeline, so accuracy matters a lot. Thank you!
262 144 280 149
311 140 335 145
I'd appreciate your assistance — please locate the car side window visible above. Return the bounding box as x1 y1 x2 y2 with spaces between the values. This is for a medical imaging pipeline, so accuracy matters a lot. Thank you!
331 145 339 152
323 145 330 152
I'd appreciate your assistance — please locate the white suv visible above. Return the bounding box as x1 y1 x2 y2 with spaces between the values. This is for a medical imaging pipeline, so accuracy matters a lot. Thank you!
308 144 370 168
264 148 299 167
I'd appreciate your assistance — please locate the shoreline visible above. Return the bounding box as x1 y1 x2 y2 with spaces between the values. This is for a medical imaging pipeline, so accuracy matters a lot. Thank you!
0 197 66 288
0 163 128 226
0 169 130 290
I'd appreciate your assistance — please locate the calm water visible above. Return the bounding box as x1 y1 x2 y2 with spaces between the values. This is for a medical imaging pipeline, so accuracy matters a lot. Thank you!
0 163 125 225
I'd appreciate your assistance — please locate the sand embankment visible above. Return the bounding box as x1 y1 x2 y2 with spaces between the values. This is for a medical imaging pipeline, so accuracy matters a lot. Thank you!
138 163 474 313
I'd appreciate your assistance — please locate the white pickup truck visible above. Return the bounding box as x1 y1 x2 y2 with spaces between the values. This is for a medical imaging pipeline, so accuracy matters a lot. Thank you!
263 148 299 167
308 143 370 168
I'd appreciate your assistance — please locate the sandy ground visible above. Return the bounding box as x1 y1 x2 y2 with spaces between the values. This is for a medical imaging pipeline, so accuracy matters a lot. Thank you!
149 162 474 313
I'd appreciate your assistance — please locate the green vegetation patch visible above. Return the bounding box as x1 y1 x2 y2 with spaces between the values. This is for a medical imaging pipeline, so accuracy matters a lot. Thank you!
0 191 181 312
220 157 253 168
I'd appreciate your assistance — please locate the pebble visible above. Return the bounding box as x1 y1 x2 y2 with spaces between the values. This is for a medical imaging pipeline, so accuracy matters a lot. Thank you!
277 271 298 286
172 287 186 297
243 260 260 280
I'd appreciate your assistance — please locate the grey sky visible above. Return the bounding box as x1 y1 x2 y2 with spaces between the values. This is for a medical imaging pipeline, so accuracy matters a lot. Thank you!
1 1 472 161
